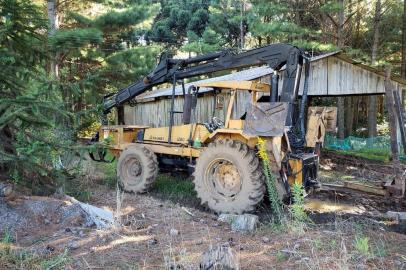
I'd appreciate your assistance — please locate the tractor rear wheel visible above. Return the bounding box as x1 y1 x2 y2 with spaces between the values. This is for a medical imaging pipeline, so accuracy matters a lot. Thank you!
117 145 158 193
193 139 265 214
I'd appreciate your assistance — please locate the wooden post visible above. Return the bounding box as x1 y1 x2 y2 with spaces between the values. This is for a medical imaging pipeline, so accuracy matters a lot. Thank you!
384 67 399 161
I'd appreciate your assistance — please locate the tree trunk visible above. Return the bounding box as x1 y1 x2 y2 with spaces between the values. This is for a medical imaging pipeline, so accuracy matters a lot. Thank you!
368 0 381 138
384 68 399 161
337 97 345 139
337 0 346 139
337 0 345 48
240 0 245 50
354 1 362 47
345 97 354 136
47 0 59 77
402 0 406 78
368 95 378 137
371 0 381 65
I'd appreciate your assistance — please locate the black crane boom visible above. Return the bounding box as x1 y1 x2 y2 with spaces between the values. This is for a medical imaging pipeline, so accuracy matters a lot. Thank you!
103 43 305 127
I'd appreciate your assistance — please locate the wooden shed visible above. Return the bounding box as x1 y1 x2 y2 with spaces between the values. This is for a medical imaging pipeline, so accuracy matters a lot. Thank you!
123 51 406 128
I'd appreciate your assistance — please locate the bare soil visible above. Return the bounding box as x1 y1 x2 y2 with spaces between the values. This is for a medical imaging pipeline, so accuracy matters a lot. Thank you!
1 184 405 270
1 152 406 269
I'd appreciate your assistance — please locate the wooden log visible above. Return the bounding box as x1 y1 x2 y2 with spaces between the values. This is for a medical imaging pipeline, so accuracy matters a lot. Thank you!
0 183 13 197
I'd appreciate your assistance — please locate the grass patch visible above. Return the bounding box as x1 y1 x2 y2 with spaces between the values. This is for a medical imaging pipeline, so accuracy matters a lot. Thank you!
0 231 69 270
100 159 118 188
334 149 390 162
152 173 196 201
353 235 370 256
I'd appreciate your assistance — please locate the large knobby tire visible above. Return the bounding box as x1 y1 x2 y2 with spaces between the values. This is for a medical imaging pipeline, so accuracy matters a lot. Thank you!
193 139 265 214
117 145 158 193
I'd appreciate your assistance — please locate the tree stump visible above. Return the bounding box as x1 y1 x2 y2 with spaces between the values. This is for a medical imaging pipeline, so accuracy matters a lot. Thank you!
200 243 239 270
0 183 13 197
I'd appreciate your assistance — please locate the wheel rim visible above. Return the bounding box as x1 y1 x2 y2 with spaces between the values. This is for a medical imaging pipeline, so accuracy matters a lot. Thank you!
122 155 142 186
205 158 242 199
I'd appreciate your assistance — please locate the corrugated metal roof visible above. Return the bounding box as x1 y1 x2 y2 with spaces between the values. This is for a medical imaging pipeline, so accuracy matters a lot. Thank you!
135 66 274 101
134 50 405 101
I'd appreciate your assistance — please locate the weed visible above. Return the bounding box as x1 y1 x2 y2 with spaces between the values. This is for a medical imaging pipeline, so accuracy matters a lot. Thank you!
259 220 288 234
100 159 118 187
353 236 370 256
2 228 12 244
275 251 286 263
329 239 338 250
372 239 387 257
289 183 309 223
41 249 69 270
312 237 323 251
257 138 283 222
0 233 69 269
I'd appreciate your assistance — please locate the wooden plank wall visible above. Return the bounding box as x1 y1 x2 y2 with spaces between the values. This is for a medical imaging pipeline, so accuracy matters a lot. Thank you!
124 55 405 126
296 56 403 96
124 88 257 127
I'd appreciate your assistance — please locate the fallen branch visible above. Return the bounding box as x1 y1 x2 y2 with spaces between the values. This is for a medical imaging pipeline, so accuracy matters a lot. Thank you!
181 206 195 217
65 195 114 229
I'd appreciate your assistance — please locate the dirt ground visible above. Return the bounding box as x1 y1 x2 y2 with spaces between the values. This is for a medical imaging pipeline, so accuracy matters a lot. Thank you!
1 152 406 269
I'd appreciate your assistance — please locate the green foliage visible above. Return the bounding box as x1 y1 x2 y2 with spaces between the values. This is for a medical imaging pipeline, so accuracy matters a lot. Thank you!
0 0 82 188
353 236 370 256
152 174 196 200
0 239 69 270
147 0 210 44
41 249 70 270
101 46 160 88
93 5 157 30
50 28 104 52
248 0 311 43
289 183 308 223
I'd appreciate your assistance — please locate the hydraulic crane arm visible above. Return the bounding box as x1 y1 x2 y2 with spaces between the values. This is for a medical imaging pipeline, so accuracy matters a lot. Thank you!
103 43 305 126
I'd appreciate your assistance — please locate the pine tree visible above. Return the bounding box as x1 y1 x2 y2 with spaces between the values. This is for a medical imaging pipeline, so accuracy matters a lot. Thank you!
0 0 74 187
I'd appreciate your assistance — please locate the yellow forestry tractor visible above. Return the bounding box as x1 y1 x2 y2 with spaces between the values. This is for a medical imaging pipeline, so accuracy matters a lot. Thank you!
91 44 337 214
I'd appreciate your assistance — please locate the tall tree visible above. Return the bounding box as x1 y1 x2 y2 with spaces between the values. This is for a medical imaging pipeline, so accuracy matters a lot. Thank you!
402 0 406 78
368 0 382 138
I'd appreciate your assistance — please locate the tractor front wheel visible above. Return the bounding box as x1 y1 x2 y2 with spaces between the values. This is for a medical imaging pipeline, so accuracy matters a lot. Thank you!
117 145 158 193
193 139 265 214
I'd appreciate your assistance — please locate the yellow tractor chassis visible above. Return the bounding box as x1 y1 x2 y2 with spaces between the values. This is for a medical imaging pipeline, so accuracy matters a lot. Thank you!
97 80 339 213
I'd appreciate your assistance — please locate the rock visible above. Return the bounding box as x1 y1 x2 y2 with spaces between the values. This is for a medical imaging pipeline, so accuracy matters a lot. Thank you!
355 263 366 270
169 228 179 236
44 219 51 225
218 214 259 232
65 228 72 233
387 211 406 221
262 237 270 243
200 243 239 270
67 241 79 250
148 238 158 245
227 238 235 247
85 220 95 227
394 260 402 268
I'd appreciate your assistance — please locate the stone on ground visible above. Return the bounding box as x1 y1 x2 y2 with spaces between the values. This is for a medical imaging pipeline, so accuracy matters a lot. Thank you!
218 214 259 232
386 211 406 221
